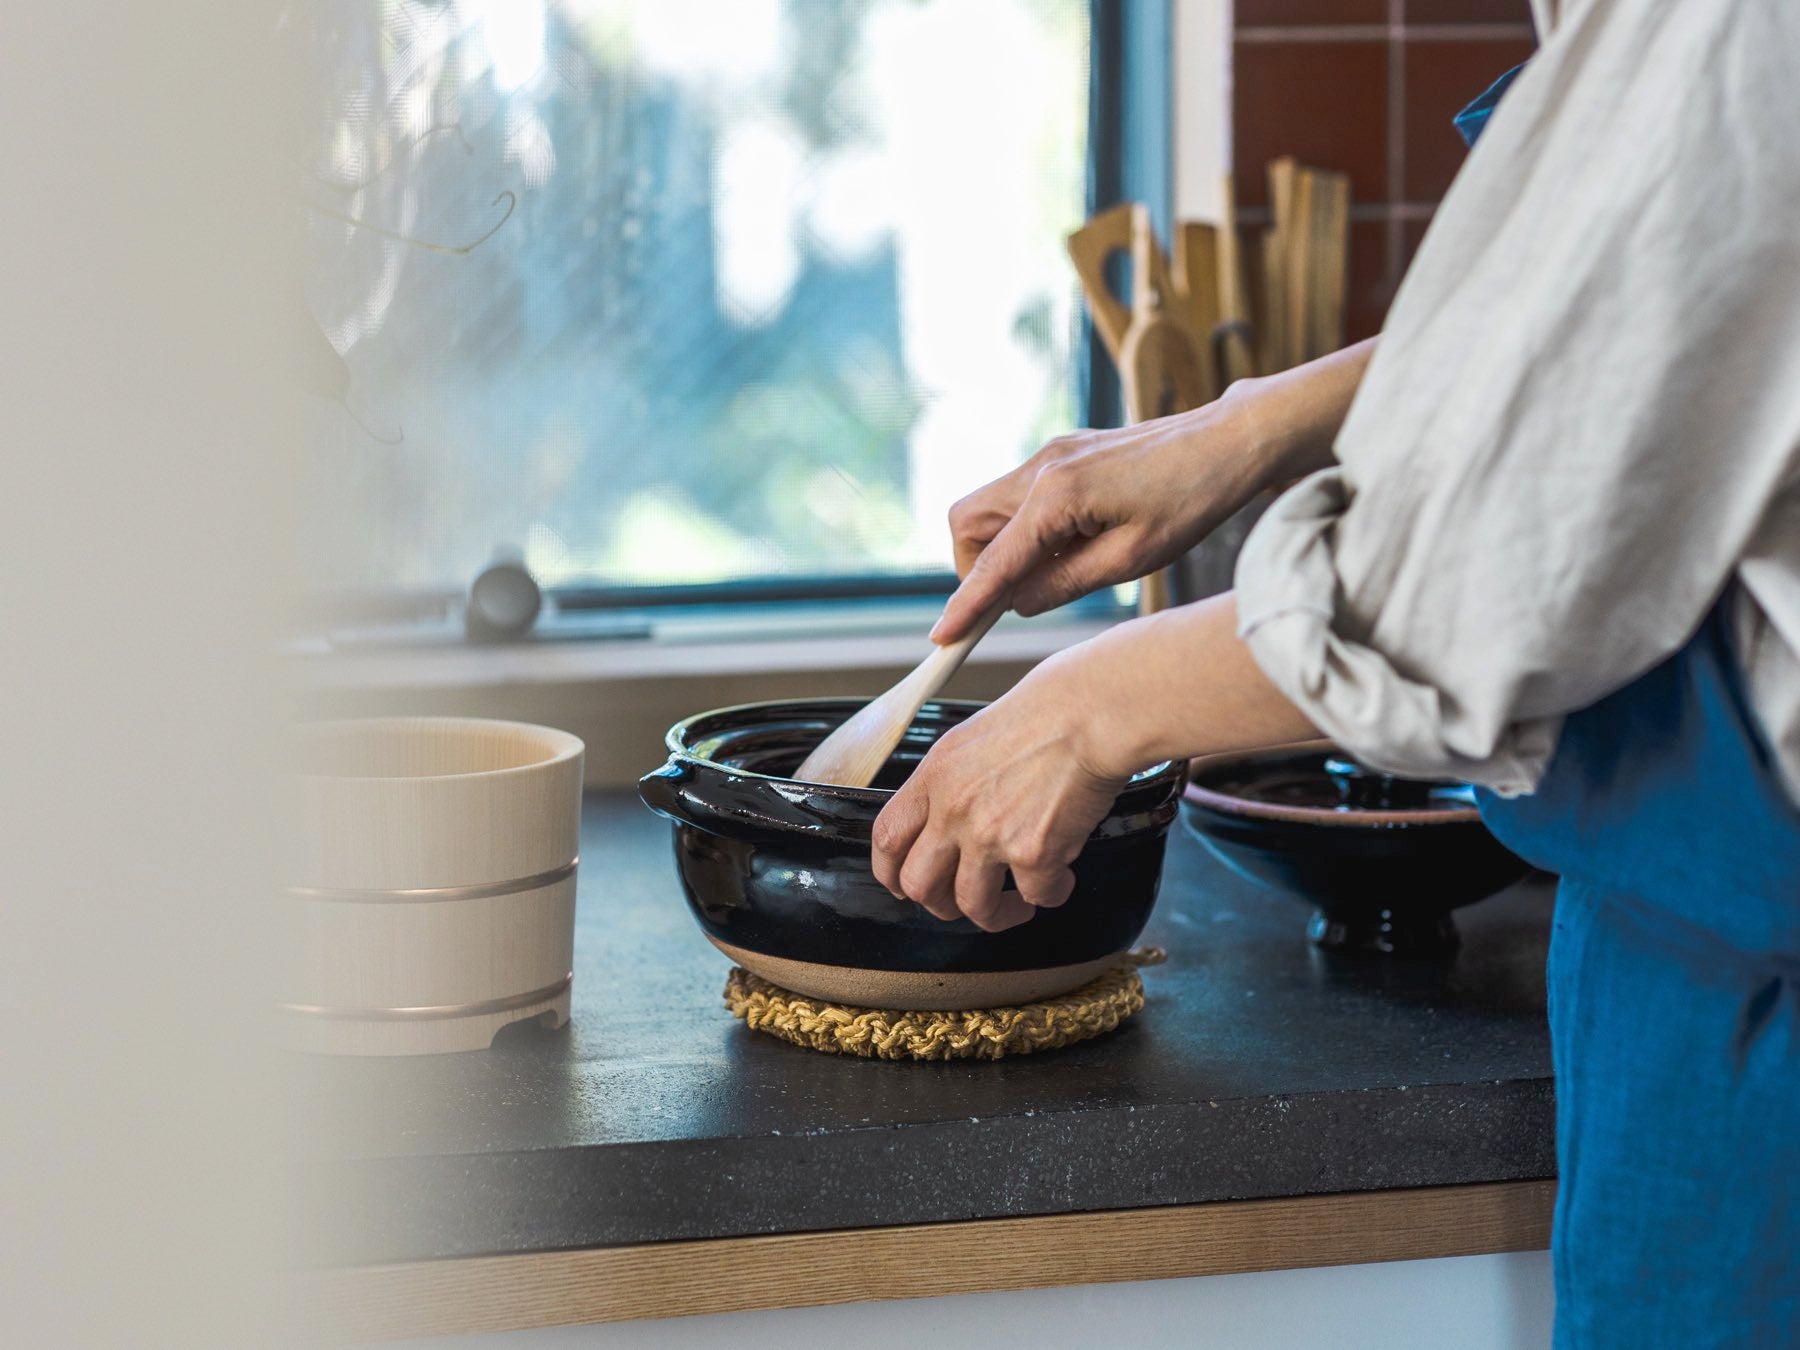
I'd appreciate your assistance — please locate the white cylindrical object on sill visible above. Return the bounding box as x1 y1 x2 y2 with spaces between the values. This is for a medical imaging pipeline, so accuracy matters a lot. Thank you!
282 717 584 1055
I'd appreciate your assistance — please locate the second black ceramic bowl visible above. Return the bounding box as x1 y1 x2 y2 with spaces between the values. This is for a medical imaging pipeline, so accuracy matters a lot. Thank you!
639 698 1186 1009
1183 742 1529 956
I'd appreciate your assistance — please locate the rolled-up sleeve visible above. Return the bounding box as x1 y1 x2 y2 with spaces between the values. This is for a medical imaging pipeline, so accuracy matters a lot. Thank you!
1234 0 1800 796
1238 469 1563 792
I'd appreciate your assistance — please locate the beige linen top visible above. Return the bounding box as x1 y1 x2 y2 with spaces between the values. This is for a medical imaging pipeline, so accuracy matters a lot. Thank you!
1234 0 1800 805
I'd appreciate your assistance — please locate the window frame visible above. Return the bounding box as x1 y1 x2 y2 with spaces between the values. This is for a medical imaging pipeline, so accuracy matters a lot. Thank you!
313 0 1174 639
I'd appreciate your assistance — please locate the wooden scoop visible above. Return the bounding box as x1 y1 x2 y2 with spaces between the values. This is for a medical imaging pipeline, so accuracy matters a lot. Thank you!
793 598 1010 788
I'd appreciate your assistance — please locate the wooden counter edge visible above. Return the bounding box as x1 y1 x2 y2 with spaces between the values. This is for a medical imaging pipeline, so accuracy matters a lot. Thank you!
302 1178 1556 1342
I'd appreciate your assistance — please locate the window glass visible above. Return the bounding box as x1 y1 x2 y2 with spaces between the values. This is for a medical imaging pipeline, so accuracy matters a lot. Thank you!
304 0 1091 595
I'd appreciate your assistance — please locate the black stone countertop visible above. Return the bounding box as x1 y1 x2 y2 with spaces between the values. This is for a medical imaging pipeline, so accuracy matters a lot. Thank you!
298 791 1556 1265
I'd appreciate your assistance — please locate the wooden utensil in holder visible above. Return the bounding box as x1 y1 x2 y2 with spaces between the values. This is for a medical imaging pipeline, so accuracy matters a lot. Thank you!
282 717 585 1055
1066 204 1224 616
1065 163 1350 616
1260 157 1350 375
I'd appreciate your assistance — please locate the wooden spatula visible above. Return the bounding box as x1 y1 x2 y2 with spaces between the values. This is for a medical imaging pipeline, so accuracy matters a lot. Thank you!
793 598 1010 788
1119 206 1209 427
1064 202 1135 365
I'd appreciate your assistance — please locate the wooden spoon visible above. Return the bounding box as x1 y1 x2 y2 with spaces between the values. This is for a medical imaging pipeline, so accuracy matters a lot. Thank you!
793 598 1010 788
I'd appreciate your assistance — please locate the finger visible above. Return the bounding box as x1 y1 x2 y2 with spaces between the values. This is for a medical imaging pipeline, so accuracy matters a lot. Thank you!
1012 533 1145 618
953 534 989 582
952 505 1008 580
870 784 929 900
951 514 1001 583
957 871 1044 936
931 506 1072 642
948 480 1029 579
953 858 1010 931
898 830 962 922
947 433 1089 579
1009 864 1077 910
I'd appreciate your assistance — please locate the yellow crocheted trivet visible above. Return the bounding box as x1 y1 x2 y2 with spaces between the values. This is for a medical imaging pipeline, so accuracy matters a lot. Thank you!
722 954 1159 1061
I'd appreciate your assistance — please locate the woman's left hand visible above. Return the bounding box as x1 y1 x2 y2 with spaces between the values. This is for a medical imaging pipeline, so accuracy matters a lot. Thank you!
869 653 1131 931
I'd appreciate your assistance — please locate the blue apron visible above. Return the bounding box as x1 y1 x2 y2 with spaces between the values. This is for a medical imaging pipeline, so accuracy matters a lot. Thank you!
1453 71 1800 1343
1476 600 1800 1346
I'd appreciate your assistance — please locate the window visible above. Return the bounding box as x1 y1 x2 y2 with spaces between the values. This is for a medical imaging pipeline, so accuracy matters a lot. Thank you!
303 0 1100 608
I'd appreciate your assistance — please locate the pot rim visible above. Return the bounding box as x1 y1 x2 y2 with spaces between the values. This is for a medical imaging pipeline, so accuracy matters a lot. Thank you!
664 696 1183 800
1184 739 1481 828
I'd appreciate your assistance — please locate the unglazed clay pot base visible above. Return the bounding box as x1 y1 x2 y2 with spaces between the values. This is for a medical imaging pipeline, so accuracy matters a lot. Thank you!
707 937 1121 1012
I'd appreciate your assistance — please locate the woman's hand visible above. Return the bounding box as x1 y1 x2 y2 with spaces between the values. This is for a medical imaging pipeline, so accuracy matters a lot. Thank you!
932 339 1377 643
874 595 1321 930
869 650 1127 932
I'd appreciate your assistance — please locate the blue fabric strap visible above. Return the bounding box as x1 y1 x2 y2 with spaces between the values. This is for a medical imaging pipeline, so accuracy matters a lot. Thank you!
1454 64 1527 148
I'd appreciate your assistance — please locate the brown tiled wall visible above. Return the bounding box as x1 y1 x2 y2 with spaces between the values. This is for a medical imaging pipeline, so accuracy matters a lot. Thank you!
1232 1 1536 341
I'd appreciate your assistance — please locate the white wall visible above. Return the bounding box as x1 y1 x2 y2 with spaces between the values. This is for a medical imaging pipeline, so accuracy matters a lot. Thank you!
1174 0 1232 223
420 1251 1553 1350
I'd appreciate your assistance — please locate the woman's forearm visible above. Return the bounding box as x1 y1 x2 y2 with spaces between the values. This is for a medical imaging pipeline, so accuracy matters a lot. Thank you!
1054 343 1381 768
930 339 1379 643
985 341 1381 773
1054 592 1318 778
1226 336 1378 487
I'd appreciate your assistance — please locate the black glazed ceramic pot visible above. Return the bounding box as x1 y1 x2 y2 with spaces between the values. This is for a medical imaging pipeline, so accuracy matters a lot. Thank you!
640 698 1186 1009
1182 742 1529 957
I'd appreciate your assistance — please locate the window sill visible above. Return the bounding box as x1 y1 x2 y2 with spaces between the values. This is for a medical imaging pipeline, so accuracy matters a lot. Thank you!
295 607 1115 690
291 609 1120 786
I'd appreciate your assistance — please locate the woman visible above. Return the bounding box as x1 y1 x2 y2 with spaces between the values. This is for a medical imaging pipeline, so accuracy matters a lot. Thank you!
871 0 1800 1342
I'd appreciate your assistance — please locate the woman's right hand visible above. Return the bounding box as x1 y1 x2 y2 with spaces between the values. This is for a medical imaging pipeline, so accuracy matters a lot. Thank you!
931 339 1376 643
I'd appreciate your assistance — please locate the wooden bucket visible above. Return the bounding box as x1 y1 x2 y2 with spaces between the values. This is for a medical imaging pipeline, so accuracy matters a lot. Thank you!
282 717 585 1055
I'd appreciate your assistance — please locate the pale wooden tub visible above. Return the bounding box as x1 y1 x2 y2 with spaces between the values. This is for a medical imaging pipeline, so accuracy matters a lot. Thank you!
282 717 584 1055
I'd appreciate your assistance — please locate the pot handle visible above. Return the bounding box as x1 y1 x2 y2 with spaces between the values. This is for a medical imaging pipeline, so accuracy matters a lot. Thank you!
637 760 689 822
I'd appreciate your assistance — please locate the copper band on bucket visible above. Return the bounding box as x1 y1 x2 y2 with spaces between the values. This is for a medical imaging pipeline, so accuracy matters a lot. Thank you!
285 857 578 903
276 972 573 1021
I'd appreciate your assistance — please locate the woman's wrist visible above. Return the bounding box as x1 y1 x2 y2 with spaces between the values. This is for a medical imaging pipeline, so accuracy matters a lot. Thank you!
1210 376 1304 488
1048 612 1190 781
1214 337 1380 489
1048 595 1321 782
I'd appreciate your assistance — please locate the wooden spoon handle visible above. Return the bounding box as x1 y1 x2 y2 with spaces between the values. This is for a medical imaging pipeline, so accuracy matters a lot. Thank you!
792 596 1011 787
915 596 1009 700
